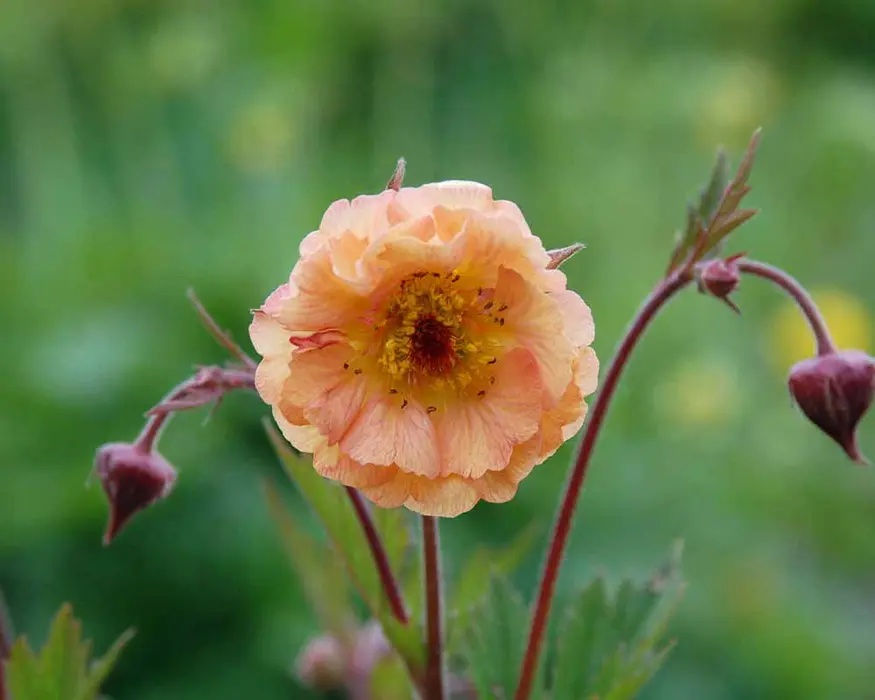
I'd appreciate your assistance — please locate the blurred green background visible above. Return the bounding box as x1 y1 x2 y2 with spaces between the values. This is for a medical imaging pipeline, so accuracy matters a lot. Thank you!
2 0 874 697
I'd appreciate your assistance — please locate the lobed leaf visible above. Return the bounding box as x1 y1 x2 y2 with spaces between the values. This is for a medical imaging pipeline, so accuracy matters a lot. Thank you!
461 574 533 700
667 129 761 274
550 541 685 700
446 524 538 654
4 604 133 700
667 148 728 274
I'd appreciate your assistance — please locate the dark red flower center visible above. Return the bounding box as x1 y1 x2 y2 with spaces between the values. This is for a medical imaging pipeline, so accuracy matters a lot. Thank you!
410 315 456 375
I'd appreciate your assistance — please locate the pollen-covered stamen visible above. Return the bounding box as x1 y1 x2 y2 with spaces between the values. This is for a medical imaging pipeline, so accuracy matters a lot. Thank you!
410 315 456 375
376 270 506 396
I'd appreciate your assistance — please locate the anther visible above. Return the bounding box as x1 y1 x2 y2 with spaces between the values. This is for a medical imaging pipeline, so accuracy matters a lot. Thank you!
401 399 408 409
477 390 486 397
484 301 494 310
487 357 497 365
354 368 363 375
498 304 508 312
389 388 398 394
499 318 505 326
343 362 349 370
427 406 437 413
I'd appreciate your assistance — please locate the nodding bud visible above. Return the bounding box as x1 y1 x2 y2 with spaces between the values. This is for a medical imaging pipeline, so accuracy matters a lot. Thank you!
95 442 177 545
697 256 742 312
294 634 346 690
294 622 390 692
788 350 874 464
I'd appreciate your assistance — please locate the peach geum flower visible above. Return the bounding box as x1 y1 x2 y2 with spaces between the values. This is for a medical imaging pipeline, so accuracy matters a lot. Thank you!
250 181 598 516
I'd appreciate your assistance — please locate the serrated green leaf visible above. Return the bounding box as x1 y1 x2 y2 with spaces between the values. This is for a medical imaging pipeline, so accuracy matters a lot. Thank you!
462 574 530 700
446 524 538 654
4 604 132 700
262 478 354 639
667 148 728 273
264 421 426 677
550 542 685 700
6 638 41 700
667 130 760 274
80 627 136 700
40 604 87 699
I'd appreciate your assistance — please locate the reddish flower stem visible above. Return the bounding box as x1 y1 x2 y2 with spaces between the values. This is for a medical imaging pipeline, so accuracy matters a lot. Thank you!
736 259 836 356
344 486 410 624
422 515 445 700
187 288 257 370
133 367 256 453
514 270 692 700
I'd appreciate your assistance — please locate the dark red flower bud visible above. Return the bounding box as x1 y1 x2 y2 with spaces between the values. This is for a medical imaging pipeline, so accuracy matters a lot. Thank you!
95 442 177 544
698 256 742 312
788 350 874 464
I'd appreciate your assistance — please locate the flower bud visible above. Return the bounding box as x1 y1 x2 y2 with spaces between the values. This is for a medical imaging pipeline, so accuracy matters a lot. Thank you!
294 634 346 690
788 350 874 463
95 442 177 544
698 256 741 312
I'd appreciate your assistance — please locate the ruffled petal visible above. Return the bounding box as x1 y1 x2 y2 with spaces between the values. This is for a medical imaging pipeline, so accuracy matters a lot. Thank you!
272 405 324 453
341 398 440 477
553 289 596 348
306 373 369 444
435 347 542 479
449 212 551 288
493 266 573 404
313 444 397 489
318 190 396 243
278 249 369 331
391 181 495 222
250 311 292 404
284 344 355 407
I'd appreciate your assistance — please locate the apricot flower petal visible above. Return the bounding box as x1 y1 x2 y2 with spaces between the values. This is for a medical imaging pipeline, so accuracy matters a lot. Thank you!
435 348 542 478
494 267 574 403
342 398 440 477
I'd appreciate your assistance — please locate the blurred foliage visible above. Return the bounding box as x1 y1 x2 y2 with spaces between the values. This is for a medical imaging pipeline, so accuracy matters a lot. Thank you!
1 0 874 698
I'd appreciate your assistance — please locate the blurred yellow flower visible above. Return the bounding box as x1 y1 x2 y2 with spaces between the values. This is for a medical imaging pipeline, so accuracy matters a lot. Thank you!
226 94 298 174
653 357 740 428
769 288 871 370
250 182 598 516
696 58 780 147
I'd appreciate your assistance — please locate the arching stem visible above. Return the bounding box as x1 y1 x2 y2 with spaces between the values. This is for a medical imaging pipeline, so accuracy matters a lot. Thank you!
736 259 836 356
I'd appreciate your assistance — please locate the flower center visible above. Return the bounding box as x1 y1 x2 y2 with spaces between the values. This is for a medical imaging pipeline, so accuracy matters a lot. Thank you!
410 315 456 375
377 272 466 383
375 270 503 398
